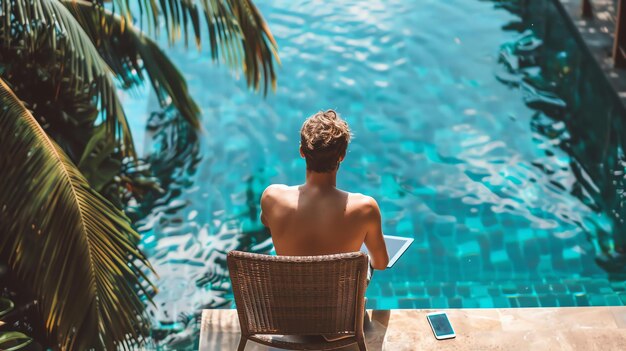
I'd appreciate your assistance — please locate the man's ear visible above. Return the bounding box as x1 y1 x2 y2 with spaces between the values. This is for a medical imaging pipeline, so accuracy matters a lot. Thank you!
299 145 305 158
338 151 346 162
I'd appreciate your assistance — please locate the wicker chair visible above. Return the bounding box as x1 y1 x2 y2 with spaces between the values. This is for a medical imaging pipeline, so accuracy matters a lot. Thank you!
227 250 369 351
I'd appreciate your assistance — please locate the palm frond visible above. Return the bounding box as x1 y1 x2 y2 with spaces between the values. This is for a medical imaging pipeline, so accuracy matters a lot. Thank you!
102 0 280 93
0 331 33 351
1 0 136 157
0 78 155 350
63 0 201 129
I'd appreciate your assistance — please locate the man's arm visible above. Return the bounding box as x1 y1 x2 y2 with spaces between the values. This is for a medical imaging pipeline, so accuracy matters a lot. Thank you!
363 197 389 270
260 185 275 228
261 184 285 228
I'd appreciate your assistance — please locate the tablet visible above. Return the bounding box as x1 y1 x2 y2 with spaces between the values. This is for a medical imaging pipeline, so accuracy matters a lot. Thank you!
360 235 414 268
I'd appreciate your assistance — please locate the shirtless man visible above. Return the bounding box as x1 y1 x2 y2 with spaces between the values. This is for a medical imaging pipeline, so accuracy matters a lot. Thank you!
260 110 389 271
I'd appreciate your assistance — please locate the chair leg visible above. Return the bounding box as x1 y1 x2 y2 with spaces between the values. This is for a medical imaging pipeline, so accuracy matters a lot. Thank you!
357 338 367 351
237 336 247 351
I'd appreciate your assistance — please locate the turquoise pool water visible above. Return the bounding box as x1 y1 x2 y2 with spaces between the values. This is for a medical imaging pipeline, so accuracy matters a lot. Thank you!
122 0 626 345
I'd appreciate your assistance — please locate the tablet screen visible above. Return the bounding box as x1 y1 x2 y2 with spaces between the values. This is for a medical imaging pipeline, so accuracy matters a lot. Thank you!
360 235 413 268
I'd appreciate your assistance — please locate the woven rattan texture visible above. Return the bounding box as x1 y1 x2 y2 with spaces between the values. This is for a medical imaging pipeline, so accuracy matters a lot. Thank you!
228 251 368 335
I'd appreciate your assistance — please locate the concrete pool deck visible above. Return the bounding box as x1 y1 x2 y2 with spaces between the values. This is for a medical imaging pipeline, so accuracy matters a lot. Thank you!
199 307 626 350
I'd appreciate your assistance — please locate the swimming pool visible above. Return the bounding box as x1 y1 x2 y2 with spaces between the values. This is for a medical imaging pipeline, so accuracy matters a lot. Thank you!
122 0 626 344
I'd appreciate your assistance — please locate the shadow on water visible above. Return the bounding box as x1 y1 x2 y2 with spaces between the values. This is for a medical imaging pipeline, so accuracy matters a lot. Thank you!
124 107 271 349
488 0 626 274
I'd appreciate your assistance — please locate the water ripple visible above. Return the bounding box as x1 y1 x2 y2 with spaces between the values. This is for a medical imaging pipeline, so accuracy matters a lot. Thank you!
126 0 612 345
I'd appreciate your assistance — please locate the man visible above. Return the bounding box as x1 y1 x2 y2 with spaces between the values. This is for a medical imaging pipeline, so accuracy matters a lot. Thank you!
260 109 389 271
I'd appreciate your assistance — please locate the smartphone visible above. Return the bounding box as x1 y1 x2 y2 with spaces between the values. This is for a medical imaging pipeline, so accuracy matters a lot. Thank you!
426 312 456 340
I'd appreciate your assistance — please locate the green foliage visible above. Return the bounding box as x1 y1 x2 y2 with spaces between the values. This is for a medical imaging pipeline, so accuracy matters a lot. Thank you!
0 78 157 350
1 0 136 157
0 331 33 351
0 297 14 317
100 0 280 93
0 298 34 351
64 0 202 129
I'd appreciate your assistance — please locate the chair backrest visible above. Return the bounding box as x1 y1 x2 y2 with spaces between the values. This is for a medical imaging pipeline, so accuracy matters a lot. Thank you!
227 250 368 336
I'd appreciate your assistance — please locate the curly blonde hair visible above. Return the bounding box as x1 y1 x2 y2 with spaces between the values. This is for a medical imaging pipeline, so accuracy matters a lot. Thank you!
300 110 351 172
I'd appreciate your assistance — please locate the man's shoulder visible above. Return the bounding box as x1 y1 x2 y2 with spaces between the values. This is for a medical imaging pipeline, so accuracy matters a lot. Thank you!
261 184 297 204
263 184 296 196
345 192 379 213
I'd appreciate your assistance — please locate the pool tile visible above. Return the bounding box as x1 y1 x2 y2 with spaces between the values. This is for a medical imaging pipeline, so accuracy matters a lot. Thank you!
584 281 612 294
606 294 624 306
457 285 471 298
462 298 480 308
505 242 525 271
549 283 568 294
430 297 448 308
501 283 517 295
425 285 441 296
479 297 495 308
398 298 416 309
489 249 508 264
395 285 409 296
460 253 482 277
414 297 431 309
381 282 394 297
481 212 498 228
434 217 456 237
489 230 505 249
619 293 626 305
538 294 557 306
589 294 607 306
564 258 583 273
470 285 489 298
536 237 550 255
464 216 482 231
492 296 511 308
517 295 540 307
516 284 533 294
575 293 590 307
522 239 541 270
448 297 463 308
537 255 553 272
562 247 582 260
441 283 456 298
409 286 426 296
446 257 462 277
458 241 480 256
488 287 501 297
566 283 584 293
611 282 626 292
534 283 551 294
557 294 576 307
366 298 378 309
396 219 413 237
517 228 534 242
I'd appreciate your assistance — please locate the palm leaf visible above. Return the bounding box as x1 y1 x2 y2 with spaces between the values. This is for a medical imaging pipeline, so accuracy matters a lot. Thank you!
63 0 201 129
1 0 136 157
0 78 156 350
0 297 14 318
0 332 33 351
102 0 280 94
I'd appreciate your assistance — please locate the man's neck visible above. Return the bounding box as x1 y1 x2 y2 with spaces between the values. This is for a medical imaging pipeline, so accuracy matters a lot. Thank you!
305 170 337 189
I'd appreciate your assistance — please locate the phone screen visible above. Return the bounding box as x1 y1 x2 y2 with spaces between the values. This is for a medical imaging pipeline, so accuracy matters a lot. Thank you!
428 313 454 336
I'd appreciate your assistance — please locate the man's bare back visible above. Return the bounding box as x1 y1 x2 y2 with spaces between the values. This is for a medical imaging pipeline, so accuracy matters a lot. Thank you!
261 184 389 270
261 109 389 269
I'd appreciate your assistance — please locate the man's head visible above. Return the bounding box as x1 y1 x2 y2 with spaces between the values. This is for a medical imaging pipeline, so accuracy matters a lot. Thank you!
300 110 351 173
